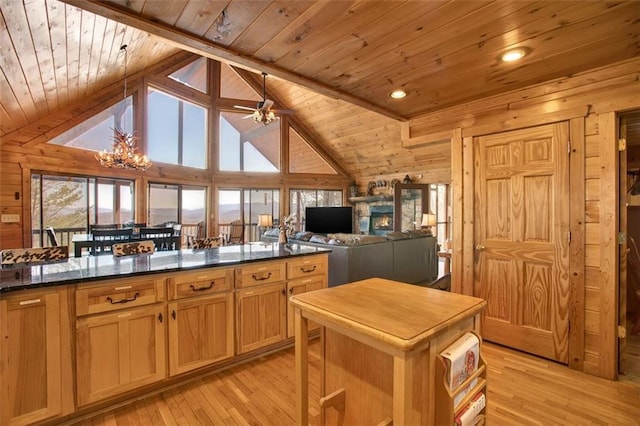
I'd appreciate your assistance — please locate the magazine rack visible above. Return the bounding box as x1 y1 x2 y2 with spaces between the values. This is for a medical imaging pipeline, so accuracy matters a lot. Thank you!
435 331 487 425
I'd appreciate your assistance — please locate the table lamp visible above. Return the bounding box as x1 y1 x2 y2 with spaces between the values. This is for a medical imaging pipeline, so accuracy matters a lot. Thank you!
421 213 436 235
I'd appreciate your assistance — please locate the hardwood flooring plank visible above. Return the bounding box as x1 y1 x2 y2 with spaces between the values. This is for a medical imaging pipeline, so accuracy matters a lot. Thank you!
76 339 639 426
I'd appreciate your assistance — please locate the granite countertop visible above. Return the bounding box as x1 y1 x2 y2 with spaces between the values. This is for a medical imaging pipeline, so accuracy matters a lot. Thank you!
0 243 330 293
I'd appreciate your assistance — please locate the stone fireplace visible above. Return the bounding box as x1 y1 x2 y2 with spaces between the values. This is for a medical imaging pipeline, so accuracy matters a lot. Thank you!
369 205 394 235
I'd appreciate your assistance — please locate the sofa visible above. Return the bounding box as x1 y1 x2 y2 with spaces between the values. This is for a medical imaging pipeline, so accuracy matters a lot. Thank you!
262 230 438 287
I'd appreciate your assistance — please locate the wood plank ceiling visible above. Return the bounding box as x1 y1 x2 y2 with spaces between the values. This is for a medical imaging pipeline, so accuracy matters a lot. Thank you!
1 0 639 181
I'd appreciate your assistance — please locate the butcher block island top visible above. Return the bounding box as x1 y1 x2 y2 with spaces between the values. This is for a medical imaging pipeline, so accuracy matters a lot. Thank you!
290 278 487 425
0 242 330 292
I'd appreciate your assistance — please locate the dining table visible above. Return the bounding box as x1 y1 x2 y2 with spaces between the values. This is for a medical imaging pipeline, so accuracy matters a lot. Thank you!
71 233 181 257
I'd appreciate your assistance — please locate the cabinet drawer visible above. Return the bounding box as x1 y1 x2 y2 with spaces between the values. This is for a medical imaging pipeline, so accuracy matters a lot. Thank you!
235 261 286 288
168 268 233 299
287 255 327 280
76 278 164 316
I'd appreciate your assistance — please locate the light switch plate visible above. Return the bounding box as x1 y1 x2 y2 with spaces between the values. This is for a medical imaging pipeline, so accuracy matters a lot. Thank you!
1 214 20 223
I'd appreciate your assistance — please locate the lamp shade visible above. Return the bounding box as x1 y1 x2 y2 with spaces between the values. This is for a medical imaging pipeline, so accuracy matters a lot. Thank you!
421 213 436 227
258 214 273 227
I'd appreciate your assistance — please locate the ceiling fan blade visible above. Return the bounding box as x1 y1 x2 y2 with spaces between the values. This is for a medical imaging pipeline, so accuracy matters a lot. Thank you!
241 114 254 119
261 99 274 110
233 105 255 111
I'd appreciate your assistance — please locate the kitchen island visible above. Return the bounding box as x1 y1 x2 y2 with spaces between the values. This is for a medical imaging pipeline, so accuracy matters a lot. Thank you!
0 243 329 425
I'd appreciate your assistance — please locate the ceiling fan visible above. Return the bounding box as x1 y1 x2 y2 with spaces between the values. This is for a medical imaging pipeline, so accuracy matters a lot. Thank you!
234 72 294 125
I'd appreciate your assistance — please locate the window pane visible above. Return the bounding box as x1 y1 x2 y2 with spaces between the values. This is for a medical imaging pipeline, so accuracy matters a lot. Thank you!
218 189 241 237
182 102 207 168
169 57 207 93
182 187 206 227
148 89 179 164
97 183 115 224
289 189 343 232
219 111 280 172
49 96 133 152
149 184 179 226
244 189 280 241
148 88 207 169
119 183 134 225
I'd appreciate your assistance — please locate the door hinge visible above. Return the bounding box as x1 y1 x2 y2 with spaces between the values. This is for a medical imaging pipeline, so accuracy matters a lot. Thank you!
567 231 571 244
618 232 626 245
618 138 627 151
618 325 627 338
567 140 571 155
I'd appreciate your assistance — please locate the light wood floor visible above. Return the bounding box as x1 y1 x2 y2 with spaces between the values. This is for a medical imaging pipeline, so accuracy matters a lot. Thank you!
68 340 640 426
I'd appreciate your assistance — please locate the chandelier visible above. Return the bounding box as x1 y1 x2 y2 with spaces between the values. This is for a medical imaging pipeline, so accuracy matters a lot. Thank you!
95 45 151 171
252 109 276 125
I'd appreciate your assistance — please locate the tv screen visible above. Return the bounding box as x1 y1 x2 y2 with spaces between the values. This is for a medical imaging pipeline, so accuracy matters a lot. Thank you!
305 207 353 234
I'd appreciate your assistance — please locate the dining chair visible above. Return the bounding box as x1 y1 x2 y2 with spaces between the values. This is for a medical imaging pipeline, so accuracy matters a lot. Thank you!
45 227 60 247
90 224 118 233
92 228 133 255
121 221 147 233
139 227 175 251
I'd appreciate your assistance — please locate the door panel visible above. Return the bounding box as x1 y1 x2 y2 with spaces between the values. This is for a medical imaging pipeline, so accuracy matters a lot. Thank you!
474 123 570 363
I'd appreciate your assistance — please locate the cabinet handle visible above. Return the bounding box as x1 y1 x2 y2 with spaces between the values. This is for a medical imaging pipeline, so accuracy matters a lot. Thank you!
300 265 317 273
281 288 286 296
106 292 140 305
289 287 294 294
190 282 215 292
252 272 272 281
19 298 41 306
158 312 163 323
172 310 177 320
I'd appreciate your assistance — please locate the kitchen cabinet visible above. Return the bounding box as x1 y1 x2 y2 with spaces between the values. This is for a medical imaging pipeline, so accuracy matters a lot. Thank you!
167 268 234 375
75 278 166 406
0 286 73 426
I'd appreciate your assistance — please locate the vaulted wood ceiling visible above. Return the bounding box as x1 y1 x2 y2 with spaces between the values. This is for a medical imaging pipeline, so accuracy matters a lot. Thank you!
1 0 639 181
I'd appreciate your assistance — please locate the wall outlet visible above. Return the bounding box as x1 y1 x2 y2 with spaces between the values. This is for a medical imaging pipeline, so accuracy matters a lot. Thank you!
1 214 20 223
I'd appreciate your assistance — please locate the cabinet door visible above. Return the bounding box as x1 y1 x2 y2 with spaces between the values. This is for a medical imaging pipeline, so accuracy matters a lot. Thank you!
236 283 286 354
167 293 234 376
287 276 326 338
76 305 166 406
0 289 71 426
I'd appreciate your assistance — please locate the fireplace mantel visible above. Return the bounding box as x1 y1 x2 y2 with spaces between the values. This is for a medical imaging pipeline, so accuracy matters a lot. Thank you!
348 194 393 203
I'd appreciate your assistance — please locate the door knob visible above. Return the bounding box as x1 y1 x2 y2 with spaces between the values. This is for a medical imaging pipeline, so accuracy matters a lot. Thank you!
475 244 486 251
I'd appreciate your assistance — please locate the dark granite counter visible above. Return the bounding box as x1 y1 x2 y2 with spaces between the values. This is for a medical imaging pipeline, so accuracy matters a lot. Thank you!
0 243 330 293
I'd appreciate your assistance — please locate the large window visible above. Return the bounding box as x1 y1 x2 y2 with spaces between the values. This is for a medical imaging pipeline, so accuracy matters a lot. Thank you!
218 188 280 242
219 111 280 172
31 173 134 247
289 189 343 232
49 96 133 152
147 183 206 228
147 88 207 169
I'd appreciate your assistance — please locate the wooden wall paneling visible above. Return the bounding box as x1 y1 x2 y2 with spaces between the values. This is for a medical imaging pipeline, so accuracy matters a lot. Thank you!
619 116 628 374
569 117 586 369
450 129 462 294
598 112 618 380
462 135 475 296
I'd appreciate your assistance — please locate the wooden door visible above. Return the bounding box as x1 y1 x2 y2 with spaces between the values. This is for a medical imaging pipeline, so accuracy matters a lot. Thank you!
236 282 286 354
474 122 570 363
1 291 63 425
167 293 234 376
76 305 166 406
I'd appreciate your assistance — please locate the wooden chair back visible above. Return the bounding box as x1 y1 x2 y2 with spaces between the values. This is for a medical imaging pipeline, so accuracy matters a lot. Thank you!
92 228 133 255
228 220 244 244
45 227 60 247
140 227 175 251
90 224 118 232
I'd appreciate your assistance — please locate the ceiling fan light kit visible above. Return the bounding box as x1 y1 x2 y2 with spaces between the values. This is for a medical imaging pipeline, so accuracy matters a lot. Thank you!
233 72 294 125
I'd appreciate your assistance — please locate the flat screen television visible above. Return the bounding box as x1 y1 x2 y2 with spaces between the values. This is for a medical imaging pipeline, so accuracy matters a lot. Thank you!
305 207 353 234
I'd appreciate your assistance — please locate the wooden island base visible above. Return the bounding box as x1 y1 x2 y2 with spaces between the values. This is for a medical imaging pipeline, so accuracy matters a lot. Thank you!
290 278 487 425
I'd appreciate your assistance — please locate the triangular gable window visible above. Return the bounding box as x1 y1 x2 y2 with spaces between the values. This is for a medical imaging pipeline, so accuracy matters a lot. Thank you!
168 57 208 93
48 96 133 152
289 128 337 174
220 63 261 101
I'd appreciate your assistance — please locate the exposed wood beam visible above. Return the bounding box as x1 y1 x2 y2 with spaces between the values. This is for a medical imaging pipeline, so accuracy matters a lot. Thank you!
60 0 407 122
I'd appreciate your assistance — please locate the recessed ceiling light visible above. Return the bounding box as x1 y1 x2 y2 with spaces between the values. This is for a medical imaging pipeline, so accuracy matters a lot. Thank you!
390 90 407 99
500 48 528 62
